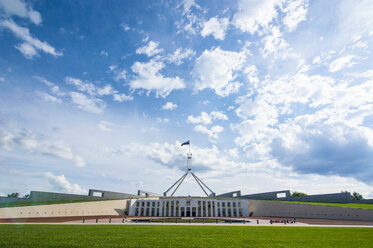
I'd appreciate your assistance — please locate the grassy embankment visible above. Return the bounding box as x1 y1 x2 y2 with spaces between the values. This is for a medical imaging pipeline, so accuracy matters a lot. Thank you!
271 201 373 210
0 225 372 248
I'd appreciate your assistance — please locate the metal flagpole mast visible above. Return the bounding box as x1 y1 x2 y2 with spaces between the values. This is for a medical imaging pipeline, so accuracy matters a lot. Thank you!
163 140 215 197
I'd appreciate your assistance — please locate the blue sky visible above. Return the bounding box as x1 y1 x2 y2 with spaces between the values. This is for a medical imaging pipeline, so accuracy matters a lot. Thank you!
1 0 373 198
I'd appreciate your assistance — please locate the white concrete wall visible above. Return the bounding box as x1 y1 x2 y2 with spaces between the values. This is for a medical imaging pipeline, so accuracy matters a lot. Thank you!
0 200 128 219
248 200 373 221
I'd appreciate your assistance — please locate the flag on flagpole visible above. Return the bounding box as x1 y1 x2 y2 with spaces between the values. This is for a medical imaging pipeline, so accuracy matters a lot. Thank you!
181 140 190 146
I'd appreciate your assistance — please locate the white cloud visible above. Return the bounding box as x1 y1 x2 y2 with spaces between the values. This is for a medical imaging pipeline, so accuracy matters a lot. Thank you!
0 0 42 25
42 172 87 194
15 42 37 58
193 47 245 96
188 112 213 125
98 120 113 132
121 23 130 31
244 65 259 84
347 70 373 79
0 77 4 82
329 55 357 72
261 25 288 58
201 17 229 40
113 141 244 173
113 93 133 102
187 111 228 125
233 0 283 34
0 128 85 167
157 117 170 123
312 56 321 64
34 76 65 96
114 70 126 81
161 102 178 110
100 50 108 57
167 48 195 65
179 0 199 15
136 41 163 57
73 156 86 168
194 125 224 140
36 91 62 104
282 0 309 32
130 59 185 98
70 92 106 114
97 84 115 96
65 77 96 95
0 19 62 58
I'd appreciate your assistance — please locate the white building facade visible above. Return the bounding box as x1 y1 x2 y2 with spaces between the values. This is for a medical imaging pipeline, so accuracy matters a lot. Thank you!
128 197 249 217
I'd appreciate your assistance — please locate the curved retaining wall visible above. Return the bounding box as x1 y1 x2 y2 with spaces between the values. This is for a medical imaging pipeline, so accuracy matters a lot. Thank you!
0 199 128 219
248 200 373 221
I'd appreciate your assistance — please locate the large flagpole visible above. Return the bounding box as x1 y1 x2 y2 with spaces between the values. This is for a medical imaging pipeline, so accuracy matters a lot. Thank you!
163 140 215 197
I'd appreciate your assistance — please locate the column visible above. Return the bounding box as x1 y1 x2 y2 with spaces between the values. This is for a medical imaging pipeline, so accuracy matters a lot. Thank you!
204 200 208 217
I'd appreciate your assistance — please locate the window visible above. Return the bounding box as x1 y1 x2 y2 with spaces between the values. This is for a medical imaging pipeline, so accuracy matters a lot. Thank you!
276 192 286 198
186 200 191 206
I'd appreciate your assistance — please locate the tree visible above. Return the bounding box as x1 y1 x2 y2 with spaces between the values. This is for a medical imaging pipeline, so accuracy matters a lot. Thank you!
352 192 363 200
7 192 20 198
291 191 308 197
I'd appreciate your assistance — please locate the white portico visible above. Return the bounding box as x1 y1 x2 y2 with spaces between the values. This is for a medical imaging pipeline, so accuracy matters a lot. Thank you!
128 197 249 217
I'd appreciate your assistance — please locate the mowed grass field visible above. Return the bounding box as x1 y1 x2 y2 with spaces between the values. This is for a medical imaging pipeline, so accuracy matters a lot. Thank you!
1 225 372 247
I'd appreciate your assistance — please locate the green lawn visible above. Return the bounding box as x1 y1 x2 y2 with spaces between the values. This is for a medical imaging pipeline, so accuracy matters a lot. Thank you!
274 201 373 210
0 225 372 247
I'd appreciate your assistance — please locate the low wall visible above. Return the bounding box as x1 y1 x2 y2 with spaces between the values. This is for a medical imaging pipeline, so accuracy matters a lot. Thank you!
0 199 129 219
248 200 373 221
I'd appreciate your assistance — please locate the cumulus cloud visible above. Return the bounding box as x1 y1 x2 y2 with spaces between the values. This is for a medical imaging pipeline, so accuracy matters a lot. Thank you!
271 124 373 183
113 93 133 102
98 120 113 132
97 84 115 96
201 17 229 40
112 141 244 173
233 0 282 34
167 48 195 65
70 92 106 114
282 0 309 32
42 171 87 194
100 50 108 57
136 41 163 57
0 19 62 58
0 0 42 25
194 125 224 140
36 91 62 104
130 59 185 98
65 77 96 95
66 76 132 104
187 111 228 125
233 71 373 183
161 102 178 110
329 55 357 72
261 26 288 58
193 47 245 96
0 128 85 167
